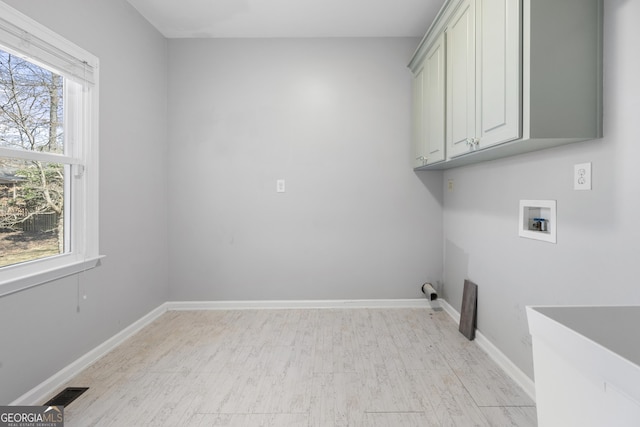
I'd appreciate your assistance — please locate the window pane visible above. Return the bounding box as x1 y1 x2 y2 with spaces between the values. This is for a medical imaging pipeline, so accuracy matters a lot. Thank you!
0 157 66 267
0 49 64 153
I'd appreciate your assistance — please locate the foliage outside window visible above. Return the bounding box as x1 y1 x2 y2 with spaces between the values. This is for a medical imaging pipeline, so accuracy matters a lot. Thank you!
0 51 66 267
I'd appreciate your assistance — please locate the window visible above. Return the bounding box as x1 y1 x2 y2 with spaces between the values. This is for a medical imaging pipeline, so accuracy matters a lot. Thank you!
0 3 100 297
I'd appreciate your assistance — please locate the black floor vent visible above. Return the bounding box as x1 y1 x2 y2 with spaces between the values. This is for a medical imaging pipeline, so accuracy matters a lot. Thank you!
43 387 89 407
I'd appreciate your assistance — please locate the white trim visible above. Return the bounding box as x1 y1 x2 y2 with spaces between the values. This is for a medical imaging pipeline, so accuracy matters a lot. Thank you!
166 298 431 311
475 332 537 403
439 299 537 402
0 1 97 84
0 147 80 164
0 255 105 298
439 298 461 323
10 303 169 406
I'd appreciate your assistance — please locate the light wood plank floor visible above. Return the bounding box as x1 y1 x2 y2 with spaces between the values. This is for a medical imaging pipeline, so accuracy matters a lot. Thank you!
53 308 536 426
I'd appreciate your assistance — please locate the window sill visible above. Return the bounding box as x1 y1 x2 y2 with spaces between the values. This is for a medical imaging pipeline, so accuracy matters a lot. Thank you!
0 255 105 298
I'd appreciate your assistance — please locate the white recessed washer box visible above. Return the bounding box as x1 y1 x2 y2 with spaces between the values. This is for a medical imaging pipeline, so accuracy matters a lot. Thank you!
519 200 557 243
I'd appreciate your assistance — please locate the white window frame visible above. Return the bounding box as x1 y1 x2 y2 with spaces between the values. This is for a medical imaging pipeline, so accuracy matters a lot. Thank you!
0 2 102 297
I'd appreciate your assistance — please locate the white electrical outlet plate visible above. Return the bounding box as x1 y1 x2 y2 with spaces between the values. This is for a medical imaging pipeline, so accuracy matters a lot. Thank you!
574 163 592 190
276 179 285 193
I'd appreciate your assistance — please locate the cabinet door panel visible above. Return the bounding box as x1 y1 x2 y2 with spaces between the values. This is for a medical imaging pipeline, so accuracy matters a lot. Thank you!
447 0 476 158
424 34 446 164
412 64 427 168
477 0 521 147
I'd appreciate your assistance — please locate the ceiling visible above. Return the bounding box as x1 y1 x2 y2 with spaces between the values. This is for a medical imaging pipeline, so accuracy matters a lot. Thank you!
125 0 446 38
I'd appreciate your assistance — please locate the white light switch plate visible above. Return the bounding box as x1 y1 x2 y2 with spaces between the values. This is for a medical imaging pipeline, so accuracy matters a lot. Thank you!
574 163 591 190
276 179 285 193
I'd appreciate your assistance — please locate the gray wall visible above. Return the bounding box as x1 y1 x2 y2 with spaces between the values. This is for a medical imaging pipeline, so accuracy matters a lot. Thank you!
0 0 170 404
442 0 640 380
167 38 443 300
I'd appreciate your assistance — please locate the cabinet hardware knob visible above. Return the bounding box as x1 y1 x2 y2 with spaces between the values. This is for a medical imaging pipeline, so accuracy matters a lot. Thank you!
416 156 428 165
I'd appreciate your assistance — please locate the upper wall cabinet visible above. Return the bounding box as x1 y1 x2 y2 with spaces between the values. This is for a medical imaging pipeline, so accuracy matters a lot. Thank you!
408 0 603 170
412 32 446 167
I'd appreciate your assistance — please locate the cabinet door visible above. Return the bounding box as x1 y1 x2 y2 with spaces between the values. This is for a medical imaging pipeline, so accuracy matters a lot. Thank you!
411 63 428 168
423 33 446 164
446 0 476 158
476 0 521 148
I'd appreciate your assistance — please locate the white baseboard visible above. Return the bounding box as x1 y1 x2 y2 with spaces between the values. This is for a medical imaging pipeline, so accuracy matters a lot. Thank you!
167 298 431 310
439 298 461 323
10 303 169 406
474 332 537 403
439 299 536 402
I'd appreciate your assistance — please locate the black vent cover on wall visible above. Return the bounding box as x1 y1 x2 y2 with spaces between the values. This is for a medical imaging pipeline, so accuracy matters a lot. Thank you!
43 387 89 407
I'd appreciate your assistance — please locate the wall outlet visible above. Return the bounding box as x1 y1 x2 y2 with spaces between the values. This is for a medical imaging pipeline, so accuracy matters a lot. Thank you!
574 163 591 190
276 179 285 193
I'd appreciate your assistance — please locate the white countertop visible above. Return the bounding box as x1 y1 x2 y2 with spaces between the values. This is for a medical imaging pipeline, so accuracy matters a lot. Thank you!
531 306 640 367
527 305 640 405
